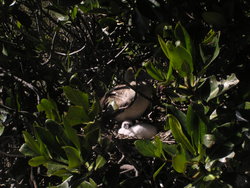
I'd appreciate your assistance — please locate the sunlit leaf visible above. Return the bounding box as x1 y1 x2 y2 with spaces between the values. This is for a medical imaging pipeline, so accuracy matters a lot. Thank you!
134 139 161 158
167 114 196 155
199 30 220 75
94 155 106 170
28 156 48 167
174 22 193 54
206 73 239 101
22 131 40 155
19 143 38 156
37 98 60 121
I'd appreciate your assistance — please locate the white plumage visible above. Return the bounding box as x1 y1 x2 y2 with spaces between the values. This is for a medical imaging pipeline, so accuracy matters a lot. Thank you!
118 121 157 139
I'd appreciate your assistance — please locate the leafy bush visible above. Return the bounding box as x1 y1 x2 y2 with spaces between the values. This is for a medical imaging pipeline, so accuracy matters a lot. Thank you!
1 0 250 187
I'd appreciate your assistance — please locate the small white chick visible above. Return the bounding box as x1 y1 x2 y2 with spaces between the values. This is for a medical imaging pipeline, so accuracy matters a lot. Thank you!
118 121 157 139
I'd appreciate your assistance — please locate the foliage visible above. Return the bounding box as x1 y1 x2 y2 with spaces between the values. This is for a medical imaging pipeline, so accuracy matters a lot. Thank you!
0 0 250 187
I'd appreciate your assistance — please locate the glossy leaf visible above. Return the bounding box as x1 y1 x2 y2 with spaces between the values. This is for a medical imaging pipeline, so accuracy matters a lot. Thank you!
19 143 38 157
199 30 220 75
134 139 162 158
94 155 106 170
63 86 89 109
206 74 239 101
22 131 40 155
37 98 60 121
174 22 192 54
28 156 48 167
63 146 83 168
45 161 69 177
167 114 196 155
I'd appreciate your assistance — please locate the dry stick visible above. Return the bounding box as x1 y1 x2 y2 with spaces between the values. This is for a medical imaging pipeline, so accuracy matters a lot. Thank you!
55 44 86 56
41 31 57 65
107 43 129 65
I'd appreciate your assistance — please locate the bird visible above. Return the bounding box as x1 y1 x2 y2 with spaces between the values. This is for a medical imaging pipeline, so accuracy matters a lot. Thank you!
100 67 152 122
118 120 157 139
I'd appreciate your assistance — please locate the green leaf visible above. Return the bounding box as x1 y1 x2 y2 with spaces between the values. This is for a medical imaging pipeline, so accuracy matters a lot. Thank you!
28 156 48 167
166 105 187 130
199 30 220 75
167 114 196 155
22 131 40 155
37 98 60 121
244 102 250 110
163 144 179 157
206 73 239 101
63 86 89 109
45 119 70 146
19 143 38 156
158 35 170 59
63 146 83 168
167 42 193 77
186 104 207 154
71 6 78 20
153 162 166 180
0 124 4 136
63 118 80 149
134 139 162 158
45 161 69 177
79 181 97 188
174 22 193 54
172 145 187 173
35 126 64 157
94 155 106 170
144 61 165 81
65 106 90 126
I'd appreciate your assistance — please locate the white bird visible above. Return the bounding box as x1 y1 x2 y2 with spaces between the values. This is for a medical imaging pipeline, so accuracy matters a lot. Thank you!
118 121 157 139
101 68 152 122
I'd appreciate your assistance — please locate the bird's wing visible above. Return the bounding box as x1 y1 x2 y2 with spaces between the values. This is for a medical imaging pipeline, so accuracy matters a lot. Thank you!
102 84 136 111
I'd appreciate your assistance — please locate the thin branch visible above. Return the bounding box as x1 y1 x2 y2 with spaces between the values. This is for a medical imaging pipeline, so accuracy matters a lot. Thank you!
54 44 86 56
107 43 129 65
